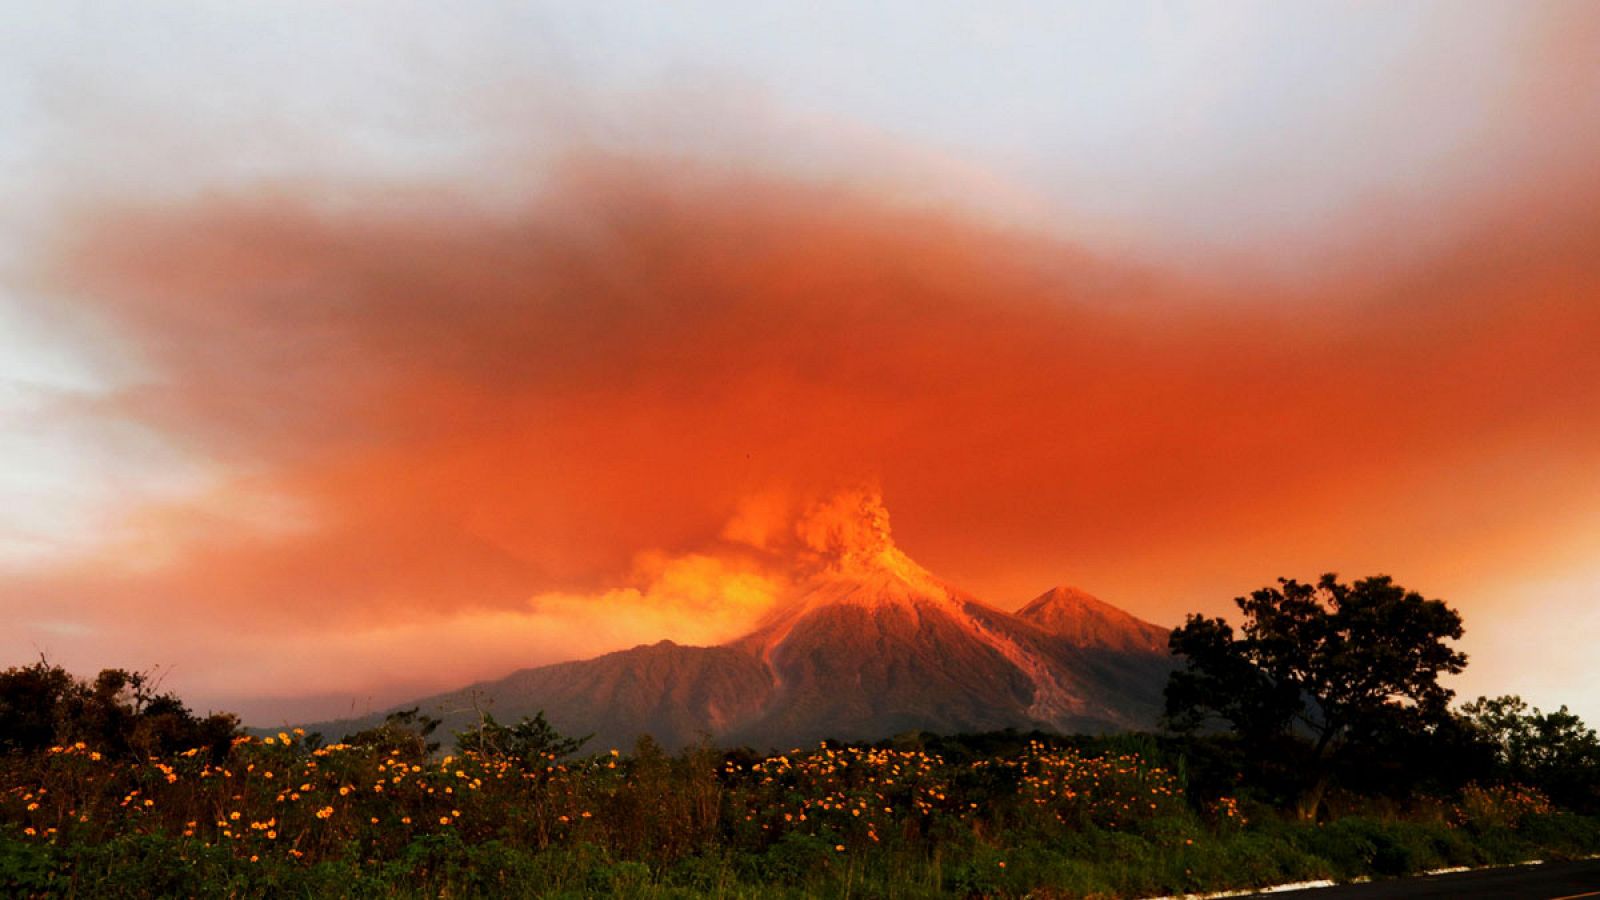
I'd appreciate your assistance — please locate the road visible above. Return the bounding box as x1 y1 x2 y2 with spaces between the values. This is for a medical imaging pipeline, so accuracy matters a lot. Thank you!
1249 858 1600 899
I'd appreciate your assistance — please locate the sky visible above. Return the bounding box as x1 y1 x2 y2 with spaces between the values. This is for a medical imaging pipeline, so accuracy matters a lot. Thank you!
1 2 1597 725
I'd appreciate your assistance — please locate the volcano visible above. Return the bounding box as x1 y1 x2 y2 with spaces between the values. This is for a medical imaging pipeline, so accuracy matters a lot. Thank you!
303 492 1175 749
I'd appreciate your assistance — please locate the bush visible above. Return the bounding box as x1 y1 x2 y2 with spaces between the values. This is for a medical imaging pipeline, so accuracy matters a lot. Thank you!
1455 783 1554 829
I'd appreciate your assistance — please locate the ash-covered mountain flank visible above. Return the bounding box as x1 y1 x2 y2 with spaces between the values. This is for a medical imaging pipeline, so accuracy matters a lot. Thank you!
304 492 1175 750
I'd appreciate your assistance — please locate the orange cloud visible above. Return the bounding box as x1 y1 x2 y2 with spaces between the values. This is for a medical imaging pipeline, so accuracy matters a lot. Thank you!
5 121 1600 717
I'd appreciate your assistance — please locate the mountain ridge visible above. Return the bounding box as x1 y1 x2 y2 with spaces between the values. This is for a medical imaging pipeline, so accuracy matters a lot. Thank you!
1016 585 1172 654
299 492 1177 750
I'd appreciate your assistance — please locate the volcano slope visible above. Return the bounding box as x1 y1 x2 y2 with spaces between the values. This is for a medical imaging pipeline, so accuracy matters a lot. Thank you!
302 493 1176 750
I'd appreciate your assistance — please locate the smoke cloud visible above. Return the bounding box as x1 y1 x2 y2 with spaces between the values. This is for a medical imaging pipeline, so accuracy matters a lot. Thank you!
3 3 1599 719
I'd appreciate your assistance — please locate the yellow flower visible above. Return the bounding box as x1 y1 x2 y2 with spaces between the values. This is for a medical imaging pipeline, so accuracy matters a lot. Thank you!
278 731 291 743
439 816 451 825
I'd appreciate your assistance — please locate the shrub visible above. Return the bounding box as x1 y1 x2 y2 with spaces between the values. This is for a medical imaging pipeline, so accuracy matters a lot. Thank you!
1455 783 1554 829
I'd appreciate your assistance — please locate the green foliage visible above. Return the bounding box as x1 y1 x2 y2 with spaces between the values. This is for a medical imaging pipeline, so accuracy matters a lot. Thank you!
0 826 53 895
1517 812 1600 858
1298 818 1456 877
4 725 1597 899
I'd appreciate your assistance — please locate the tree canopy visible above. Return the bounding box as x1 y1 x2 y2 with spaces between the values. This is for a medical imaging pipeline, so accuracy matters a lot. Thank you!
455 711 590 765
0 659 238 760
1165 573 1467 817
343 707 443 762
1462 694 1600 812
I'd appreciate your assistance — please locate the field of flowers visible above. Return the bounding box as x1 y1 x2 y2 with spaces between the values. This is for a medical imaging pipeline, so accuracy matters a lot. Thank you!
5 736 1205 860
3 732 1597 897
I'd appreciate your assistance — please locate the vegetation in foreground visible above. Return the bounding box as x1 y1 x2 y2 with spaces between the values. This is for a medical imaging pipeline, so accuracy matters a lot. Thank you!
3 573 1597 897
3 712 1597 898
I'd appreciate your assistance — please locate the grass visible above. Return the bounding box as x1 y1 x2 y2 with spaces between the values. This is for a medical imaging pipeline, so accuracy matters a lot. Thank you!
3 733 1596 898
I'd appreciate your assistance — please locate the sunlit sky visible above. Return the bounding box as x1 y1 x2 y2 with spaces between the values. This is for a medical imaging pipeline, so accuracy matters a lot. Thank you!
2 2 1597 724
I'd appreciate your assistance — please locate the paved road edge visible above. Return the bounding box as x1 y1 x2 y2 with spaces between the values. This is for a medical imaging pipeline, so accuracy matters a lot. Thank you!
1142 854 1600 900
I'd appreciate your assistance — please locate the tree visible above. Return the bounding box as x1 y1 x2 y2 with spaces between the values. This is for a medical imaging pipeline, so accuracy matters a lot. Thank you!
0 659 238 760
0 659 76 754
1166 573 1467 819
1462 695 1600 812
454 711 589 766
344 707 442 761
